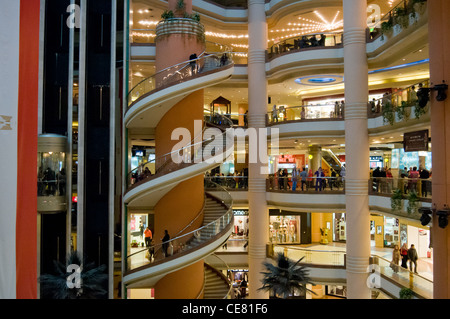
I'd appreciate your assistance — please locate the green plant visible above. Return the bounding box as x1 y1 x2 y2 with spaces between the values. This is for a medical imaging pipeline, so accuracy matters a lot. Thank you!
39 251 108 299
259 253 315 299
380 20 393 40
382 101 395 125
176 0 186 10
391 188 403 211
399 287 414 299
407 190 419 214
161 10 174 20
394 7 410 29
396 101 410 121
414 100 427 119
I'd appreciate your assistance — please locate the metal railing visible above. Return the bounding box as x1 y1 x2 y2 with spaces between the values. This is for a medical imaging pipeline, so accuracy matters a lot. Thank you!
267 103 344 124
369 177 432 199
126 181 233 272
128 43 233 107
127 113 233 190
267 32 343 60
271 244 432 298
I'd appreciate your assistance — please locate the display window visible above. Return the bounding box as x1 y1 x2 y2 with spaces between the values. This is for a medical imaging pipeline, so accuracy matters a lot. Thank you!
228 269 248 299
325 285 347 298
231 210 248 239
384 217 399 247
333 213 346 242
269 215 300 244
129 214 153 249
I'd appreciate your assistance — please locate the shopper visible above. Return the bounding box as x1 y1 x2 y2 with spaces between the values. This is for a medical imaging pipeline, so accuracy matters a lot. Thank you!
189 53 197 74
272 105 278 123
390 245 400 273
400 243 408 269
144 226 152 247
314 167 324 192
300 167 307 191
419 166 430 197
408 167 420 193
407 244 418 274
330 169 337 190
291 167 298 191
162 230 170 257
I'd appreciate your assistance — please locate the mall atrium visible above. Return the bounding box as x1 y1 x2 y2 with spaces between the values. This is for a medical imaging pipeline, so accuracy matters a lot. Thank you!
1 0 450 300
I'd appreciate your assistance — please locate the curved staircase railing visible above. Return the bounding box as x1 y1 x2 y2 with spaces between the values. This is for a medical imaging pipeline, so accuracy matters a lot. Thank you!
127 48 234 108
125 180 233 272
126 112 233 191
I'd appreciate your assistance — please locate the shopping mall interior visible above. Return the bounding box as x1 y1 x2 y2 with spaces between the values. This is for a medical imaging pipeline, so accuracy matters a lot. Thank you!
1 0 450 300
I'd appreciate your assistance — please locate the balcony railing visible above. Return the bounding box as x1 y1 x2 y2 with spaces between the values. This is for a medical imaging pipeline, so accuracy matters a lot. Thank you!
205 175 432 201
126 182 233 272
127 114 233 191
267 32 343 60
266 103 344 125
127 49 233 108
272 244 433 299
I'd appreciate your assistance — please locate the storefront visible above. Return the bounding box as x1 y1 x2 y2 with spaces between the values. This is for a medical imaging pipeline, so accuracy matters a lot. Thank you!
231 209 248 238
369 156 383 169
333 213 346 242
228 269 248 299
128 213 154 249
269 210 310 244
383 217 400 248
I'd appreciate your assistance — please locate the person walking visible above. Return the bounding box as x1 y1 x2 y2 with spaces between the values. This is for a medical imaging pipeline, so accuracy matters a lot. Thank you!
144 226 152 247
419 166 430 197
300 167 307 191
162 230 170 257
272 105 278 123
390 245 401 273
400 243 408 269
291 167 298 191
407 244 419 273
314 167 324 191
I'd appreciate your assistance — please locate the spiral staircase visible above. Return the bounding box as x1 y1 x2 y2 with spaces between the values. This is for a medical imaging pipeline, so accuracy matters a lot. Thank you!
122 42 235 298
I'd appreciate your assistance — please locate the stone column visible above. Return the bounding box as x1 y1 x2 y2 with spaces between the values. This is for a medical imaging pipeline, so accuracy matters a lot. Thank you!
428 0 450 299
308 145 322 173
247 0 269 299
343 0 371 299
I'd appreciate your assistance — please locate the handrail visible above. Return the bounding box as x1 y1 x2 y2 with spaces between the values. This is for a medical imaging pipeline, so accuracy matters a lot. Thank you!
267 31 343 59
127 112 233 190
128 40 233 106
126 181 233 271
205 253 233 299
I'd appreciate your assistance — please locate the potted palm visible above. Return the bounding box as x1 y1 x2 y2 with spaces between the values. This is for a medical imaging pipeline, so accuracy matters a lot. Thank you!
39 251 108 299
259 253 315 299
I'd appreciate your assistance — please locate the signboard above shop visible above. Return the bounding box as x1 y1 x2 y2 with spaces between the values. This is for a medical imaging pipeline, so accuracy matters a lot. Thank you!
404 130 429 152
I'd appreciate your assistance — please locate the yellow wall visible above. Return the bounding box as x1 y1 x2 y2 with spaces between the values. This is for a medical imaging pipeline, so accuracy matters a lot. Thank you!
311 213 333 243
154 261 204 299
370 215 384 248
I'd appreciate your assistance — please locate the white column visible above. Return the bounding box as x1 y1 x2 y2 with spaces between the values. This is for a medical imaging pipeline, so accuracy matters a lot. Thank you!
247 0 269 299
343 0 371 299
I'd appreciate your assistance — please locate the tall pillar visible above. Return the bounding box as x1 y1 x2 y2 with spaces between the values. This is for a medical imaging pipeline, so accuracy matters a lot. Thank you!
428 0 450 299
308 145 322 173
343 0 371 299
153 0 205 298
247 0 269 299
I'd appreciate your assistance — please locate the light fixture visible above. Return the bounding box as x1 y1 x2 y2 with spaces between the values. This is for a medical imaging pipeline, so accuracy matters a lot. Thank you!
418 207 433 226
437 205 450 229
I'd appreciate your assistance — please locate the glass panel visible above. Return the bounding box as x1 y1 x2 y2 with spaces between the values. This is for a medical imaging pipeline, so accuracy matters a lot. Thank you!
38 151 66 197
